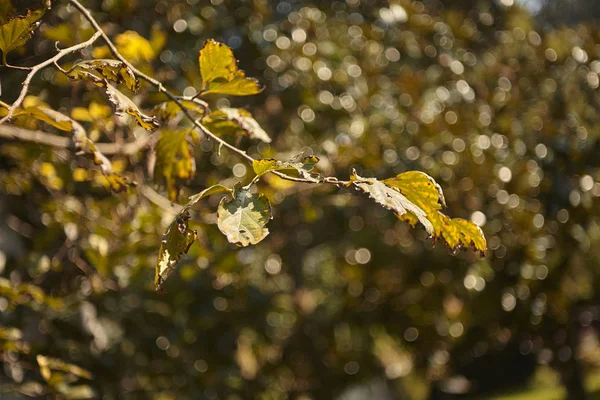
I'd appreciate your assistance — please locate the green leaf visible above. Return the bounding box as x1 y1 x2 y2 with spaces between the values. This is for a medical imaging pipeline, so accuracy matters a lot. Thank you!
351 170 487 254
67 59 139 92
152 100 205 122
217 187 272 247
252 155 320 181
155 209 197 291
154 129 195 201
198 39 262 96
204 108 271 143
0 8 44 64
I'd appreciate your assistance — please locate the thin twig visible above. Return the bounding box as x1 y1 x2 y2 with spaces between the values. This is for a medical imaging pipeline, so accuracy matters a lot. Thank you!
0 124 151 155
69 0 350 187
0 30 103 126
2 64 33 71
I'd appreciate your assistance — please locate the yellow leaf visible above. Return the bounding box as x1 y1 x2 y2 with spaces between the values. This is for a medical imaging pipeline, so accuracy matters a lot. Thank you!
352 170 487 254
93 30 155 65
154 129 195 201
0 8 44 64
198 40 262 96
252 156 320 181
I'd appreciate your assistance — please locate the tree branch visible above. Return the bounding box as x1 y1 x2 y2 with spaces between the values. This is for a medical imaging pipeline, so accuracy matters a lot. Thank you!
0 124 151 155
0 31 103 126
69 0 350 187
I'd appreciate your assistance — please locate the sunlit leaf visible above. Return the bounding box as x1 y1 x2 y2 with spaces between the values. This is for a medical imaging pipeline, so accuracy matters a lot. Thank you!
198 39 262 96
351 171 433 233
153 100 205 122
154 129 195 201
0 8 44 64
204 108 270 143
68 59 139 92
252 155 320 181
155 209 197 291
352 170 486 254
217 187 272 247
92 30 155 65
36 355 92 381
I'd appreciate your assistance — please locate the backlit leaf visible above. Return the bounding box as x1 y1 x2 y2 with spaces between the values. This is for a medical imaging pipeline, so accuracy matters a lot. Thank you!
187 184 232 205
153 100 205 122
352 170 486 254
204 108 270 143
217 187 272 247
252 155 320 181
199 39 236 87
154 129 195 201
198 40 262 96
92 30 155 65
68 59 139 92
0 8 44 64
155 209 197 291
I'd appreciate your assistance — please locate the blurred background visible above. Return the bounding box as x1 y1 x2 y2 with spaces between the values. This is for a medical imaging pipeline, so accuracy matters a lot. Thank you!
3 0 600 399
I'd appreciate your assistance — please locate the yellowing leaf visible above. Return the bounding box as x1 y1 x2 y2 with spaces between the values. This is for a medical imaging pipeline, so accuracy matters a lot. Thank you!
204 108 270 143
198 39 262 96
351 171 433 233
104 83 158 130
154 184 232 290
154 129 195 201
0 1 15 25
199 39 236 85
217 188 272 247
252 156 320 181
93 30 155 65
352 170 487 254
0 8 44 64
203 71 262 96
155 209 197 291
68 59 139 92
36 355 92 382
153 100 205 122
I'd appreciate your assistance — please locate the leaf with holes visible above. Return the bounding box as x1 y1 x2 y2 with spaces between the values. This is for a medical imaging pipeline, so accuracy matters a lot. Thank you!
252 156 320 181
204 108 270 143
0 8 44 64
154 129 195 201
217 188 271 247
155 209 197 291
198 40 262 96
352 170 486 254
68 59 139 92
104 83 158 130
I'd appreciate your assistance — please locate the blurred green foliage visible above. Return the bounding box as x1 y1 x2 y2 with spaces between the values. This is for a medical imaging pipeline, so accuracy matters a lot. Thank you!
2 0 600 399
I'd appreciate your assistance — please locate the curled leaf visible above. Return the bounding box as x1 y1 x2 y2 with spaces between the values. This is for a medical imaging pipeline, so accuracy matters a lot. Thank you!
351 170 486 254
155 209 197 291
198 39 262 96
68 59 139 92
252 156 320 181
66 70 158 130
204 108 271 143
217 187 271 247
